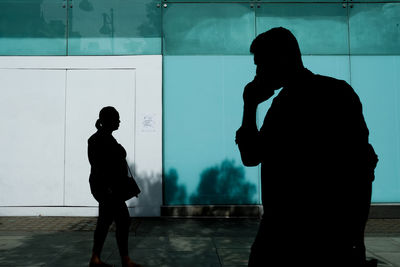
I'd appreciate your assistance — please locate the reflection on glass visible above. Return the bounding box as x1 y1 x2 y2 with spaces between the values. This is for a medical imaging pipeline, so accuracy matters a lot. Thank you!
163 3 255 55
68 0 161 55
256 3 349 55
349 3 400 55
78 0 94 12
0 0 67 55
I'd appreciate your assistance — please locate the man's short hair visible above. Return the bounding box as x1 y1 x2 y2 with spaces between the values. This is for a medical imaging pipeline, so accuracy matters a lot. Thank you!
250 27 303 67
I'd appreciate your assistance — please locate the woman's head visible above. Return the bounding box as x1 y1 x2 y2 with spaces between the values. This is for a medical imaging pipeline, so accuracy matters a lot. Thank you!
95 106 120 132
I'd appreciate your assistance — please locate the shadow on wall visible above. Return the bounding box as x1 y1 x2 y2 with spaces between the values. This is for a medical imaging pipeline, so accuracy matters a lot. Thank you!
126 164 162 215
164 168 188 205
164 159 258 205
190 160 257 205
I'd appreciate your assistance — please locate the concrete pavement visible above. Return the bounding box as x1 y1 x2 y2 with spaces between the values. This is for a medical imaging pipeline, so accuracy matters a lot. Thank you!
0 217 400 267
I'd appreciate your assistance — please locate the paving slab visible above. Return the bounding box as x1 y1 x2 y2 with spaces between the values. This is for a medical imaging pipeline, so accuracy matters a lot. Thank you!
213 237 253 249
373 253 400 267
169 237 215 252
107 248 221 267
129 236 169 249
365 237 400 253
217 248 250 266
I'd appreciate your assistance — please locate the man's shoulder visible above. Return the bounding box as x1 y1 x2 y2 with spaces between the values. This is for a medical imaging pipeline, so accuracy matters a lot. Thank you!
312 73 349 88
310 73 354 98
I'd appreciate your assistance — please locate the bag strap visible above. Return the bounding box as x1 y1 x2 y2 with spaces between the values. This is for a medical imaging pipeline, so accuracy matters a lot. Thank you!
126 161 134 178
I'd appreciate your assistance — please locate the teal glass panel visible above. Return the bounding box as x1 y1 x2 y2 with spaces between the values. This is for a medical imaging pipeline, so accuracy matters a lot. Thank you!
163 56 260 205
0 0 66 55
351 56 400 202
349 3 400 55
256 3 349 55
68 0 161 55
162 3 255 55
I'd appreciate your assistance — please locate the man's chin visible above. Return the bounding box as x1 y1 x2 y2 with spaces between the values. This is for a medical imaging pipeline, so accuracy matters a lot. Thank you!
258 79 282 91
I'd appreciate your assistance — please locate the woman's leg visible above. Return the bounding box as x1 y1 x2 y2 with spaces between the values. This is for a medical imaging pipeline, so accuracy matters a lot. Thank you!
91 201 114 262
113 200 142 267
114 200 130 258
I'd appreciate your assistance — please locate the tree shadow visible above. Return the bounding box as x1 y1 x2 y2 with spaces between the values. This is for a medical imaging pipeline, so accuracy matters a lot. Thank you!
164 168 188 205
126 163 163 216
163 159 257 205
190 160 257 205
126 160 257 208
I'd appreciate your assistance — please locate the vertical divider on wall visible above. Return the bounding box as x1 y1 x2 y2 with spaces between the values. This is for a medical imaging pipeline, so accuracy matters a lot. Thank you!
65 0 69 56
253 0 261 205
394 58 400 179
345 0 353 85
63 69 68 206
161 0 166 206
254 0 258 37
133 70 137 179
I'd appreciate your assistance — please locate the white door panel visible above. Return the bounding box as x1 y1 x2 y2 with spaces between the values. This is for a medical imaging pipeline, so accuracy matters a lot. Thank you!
0 69 65 206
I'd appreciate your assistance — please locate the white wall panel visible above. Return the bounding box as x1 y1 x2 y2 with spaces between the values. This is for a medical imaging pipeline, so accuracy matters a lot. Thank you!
0 69 65 206
128 58 163 214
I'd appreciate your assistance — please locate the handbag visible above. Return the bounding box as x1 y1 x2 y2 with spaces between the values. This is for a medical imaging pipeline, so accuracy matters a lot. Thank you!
120 162 141 201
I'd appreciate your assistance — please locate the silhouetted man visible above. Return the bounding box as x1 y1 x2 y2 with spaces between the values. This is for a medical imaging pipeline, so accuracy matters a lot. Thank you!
236 28 378 267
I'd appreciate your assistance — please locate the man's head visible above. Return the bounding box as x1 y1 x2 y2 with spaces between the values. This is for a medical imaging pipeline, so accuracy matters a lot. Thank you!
250 27 303 88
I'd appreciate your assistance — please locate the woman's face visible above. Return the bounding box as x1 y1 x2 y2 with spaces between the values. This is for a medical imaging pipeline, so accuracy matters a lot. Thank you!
103 112 120 132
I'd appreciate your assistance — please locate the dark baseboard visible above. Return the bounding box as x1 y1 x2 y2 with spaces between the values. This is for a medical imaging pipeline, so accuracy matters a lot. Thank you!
369 204 400 219
161 204 400 219
160 205 263 218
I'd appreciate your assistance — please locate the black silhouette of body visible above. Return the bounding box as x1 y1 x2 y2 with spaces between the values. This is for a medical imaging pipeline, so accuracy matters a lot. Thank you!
88 106 141 267
236 28 378 267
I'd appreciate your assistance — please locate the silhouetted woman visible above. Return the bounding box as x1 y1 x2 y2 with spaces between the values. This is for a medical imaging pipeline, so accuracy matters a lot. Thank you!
88 106 141 267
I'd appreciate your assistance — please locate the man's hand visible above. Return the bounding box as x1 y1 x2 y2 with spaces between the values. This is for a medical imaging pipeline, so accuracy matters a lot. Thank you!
243 76 275 106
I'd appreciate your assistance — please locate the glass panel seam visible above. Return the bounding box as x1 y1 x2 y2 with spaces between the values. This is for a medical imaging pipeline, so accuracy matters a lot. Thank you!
346 2 352 85
66 0 69 56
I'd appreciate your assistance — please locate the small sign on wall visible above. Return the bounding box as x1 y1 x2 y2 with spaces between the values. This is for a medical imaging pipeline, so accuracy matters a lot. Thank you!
140 113 157 132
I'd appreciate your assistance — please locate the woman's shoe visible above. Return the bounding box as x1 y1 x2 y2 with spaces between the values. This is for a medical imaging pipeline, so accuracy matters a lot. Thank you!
122 263 142 267
89 261 115 267
364 259 378 267
122 257 142 267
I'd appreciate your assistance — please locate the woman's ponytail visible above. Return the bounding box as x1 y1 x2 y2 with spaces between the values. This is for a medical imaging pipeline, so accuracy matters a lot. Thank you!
95 119 102 130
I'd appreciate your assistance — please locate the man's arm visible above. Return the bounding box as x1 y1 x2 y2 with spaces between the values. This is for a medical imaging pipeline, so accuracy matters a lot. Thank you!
236 104 261 166
332 81 378 181
236 79 274 166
